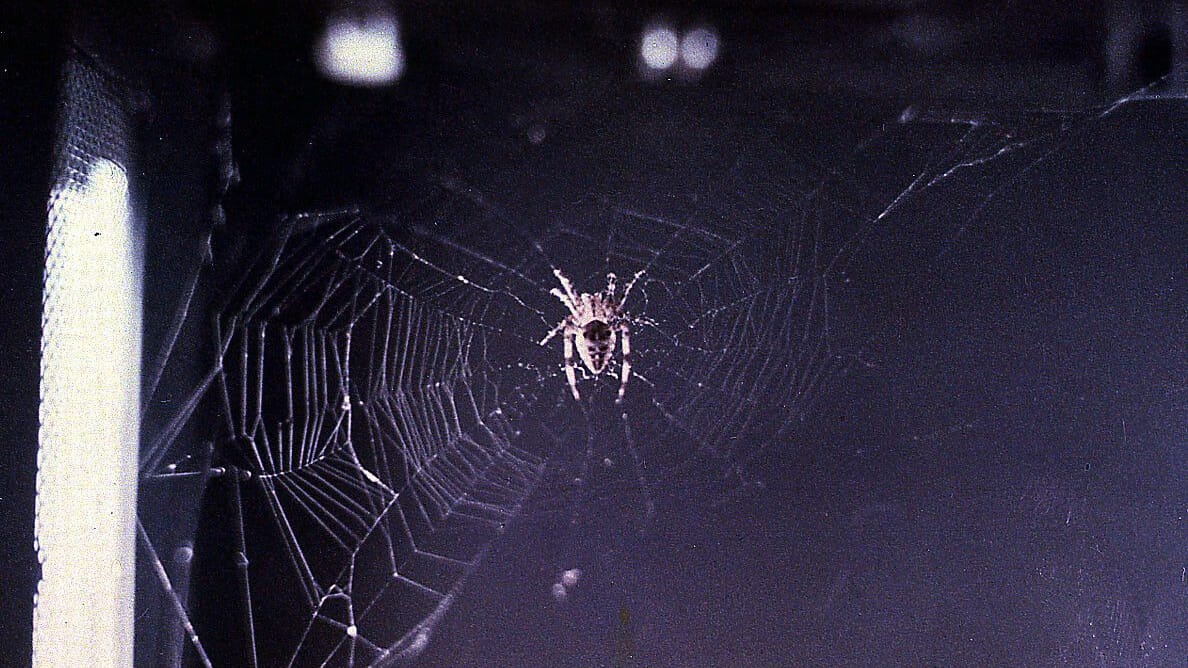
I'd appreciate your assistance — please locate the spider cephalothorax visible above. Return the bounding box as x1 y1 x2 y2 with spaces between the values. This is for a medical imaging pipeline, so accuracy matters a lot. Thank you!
540 268 644 402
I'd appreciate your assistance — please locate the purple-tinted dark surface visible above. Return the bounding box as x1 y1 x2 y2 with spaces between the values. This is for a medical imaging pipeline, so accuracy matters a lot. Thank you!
412 102 1187 667
204 4 1186 666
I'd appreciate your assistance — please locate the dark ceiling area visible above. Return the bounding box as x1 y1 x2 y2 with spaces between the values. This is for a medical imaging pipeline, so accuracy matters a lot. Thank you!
107 0 1176 226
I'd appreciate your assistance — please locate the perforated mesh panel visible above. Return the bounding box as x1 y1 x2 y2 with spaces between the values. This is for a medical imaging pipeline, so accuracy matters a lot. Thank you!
35 54 141 667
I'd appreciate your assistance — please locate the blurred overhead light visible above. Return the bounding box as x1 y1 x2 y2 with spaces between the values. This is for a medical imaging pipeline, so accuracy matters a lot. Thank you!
315 10 405 87
681 26 719 71
640 24 680 71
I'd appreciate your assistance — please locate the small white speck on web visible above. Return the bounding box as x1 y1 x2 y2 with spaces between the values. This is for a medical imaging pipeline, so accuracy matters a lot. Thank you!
560 568 582 589
551 582 568 602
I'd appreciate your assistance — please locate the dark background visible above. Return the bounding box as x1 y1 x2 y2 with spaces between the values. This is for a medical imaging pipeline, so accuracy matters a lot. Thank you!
2 1 1185 666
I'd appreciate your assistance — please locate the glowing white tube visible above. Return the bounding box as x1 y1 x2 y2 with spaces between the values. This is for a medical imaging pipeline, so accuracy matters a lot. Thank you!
34 157 141 667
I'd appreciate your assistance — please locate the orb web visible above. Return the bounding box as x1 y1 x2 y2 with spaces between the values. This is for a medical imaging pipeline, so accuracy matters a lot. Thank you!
126 64 1188 667
202 214 545 666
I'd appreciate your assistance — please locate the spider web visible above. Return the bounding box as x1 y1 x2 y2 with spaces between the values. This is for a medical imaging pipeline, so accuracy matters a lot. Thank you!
207 214 545 666
367 143 849 519
131 66 1188 667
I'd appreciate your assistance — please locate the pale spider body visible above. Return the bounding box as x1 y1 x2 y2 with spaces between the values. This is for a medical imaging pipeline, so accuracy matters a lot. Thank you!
540 268 644 402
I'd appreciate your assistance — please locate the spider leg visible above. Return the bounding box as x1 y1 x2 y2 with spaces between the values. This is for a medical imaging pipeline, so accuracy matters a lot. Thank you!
616 322 631 403
540 318 567 346
605 272 618 299
550 288 578 316
563 328 581 401
553 268 581 305
619 269 646 308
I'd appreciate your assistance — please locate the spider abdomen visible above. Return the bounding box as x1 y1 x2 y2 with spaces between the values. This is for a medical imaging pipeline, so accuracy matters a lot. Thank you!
579 320 615 373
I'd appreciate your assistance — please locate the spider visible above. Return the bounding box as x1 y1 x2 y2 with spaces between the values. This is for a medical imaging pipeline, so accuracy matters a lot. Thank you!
540 268 644 403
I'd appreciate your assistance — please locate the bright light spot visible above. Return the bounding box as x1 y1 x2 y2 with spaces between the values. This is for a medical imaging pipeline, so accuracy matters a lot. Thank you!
640 25 679 70
551 582 569 602
35 157 141 667
346 624 358 638
561 568 582 588
315 11 404 87
681 27 719 70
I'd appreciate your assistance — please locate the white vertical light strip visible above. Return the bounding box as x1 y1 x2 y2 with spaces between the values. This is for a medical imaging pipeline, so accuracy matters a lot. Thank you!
35 157 142 666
